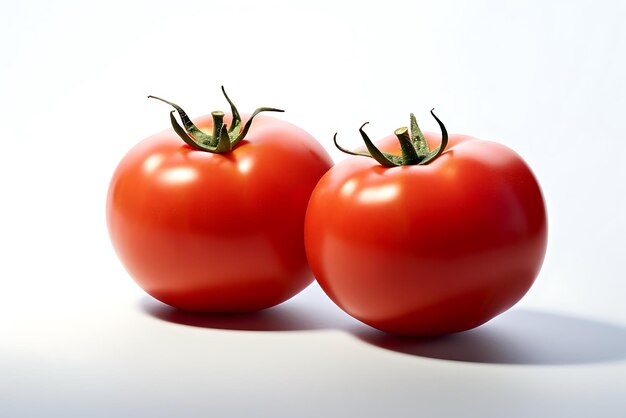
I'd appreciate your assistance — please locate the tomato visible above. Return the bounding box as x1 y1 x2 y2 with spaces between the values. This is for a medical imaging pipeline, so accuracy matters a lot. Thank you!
107 88 333 312
304 112 547 336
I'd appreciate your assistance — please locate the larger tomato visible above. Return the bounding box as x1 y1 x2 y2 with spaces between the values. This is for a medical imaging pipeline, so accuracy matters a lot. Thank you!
107 88 332 312
304 111 547 336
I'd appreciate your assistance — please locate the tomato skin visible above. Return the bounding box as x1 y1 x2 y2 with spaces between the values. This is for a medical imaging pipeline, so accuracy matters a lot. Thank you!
107 114 332 312
304 132 547 336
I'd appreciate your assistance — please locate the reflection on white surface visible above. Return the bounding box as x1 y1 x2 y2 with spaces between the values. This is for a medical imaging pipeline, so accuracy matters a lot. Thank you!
159 167 197 184
357 184 399 204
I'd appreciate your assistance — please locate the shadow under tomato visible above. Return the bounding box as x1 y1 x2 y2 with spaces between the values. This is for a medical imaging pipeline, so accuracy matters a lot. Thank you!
139 295 347 332
138 285 626 366
353 309 626 365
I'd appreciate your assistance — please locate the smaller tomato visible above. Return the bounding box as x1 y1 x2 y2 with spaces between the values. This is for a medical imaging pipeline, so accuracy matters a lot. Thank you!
305 111 547 336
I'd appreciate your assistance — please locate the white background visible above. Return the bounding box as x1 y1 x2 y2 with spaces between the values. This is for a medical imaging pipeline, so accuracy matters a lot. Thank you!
1 0 625 417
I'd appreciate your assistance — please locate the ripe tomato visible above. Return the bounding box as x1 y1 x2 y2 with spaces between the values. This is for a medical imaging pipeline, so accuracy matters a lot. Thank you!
304 112 547 336
107 88 332 312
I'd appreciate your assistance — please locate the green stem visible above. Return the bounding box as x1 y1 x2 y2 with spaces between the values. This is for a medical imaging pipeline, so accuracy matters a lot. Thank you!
231 106 284 148
168 111 205 151
410 113 429 157
210 111 225 147
221 86 242 133
149 87 283 154
333 109 449 167
358 123 401 167
395 127 421 165
148 96 210 143
419 109 448 165
214 124 232 153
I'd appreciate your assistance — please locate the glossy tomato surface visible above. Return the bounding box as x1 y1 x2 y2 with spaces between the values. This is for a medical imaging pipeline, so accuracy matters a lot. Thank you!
304 132 547 336
108 114 332 312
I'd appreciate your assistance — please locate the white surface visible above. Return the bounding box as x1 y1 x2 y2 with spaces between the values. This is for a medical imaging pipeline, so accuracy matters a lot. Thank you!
1 1 625 417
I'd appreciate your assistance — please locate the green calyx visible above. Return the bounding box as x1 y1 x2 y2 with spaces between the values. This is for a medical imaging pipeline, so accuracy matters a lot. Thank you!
334 109 449 167
148 86 284 153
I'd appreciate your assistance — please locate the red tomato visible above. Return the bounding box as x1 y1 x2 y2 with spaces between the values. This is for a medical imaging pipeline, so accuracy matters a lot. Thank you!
107 90 332 312
304 113 547 336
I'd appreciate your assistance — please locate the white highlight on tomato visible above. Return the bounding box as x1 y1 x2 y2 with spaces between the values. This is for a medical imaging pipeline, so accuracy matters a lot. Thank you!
237 157 254 175
142 154 165 174
357 184 399 204
160 167 198 184
340 179 358 197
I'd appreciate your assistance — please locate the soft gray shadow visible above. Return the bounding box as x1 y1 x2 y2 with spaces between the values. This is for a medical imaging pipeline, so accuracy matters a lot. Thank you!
354 309 626 365
140 296 337 332
140 293 626 365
